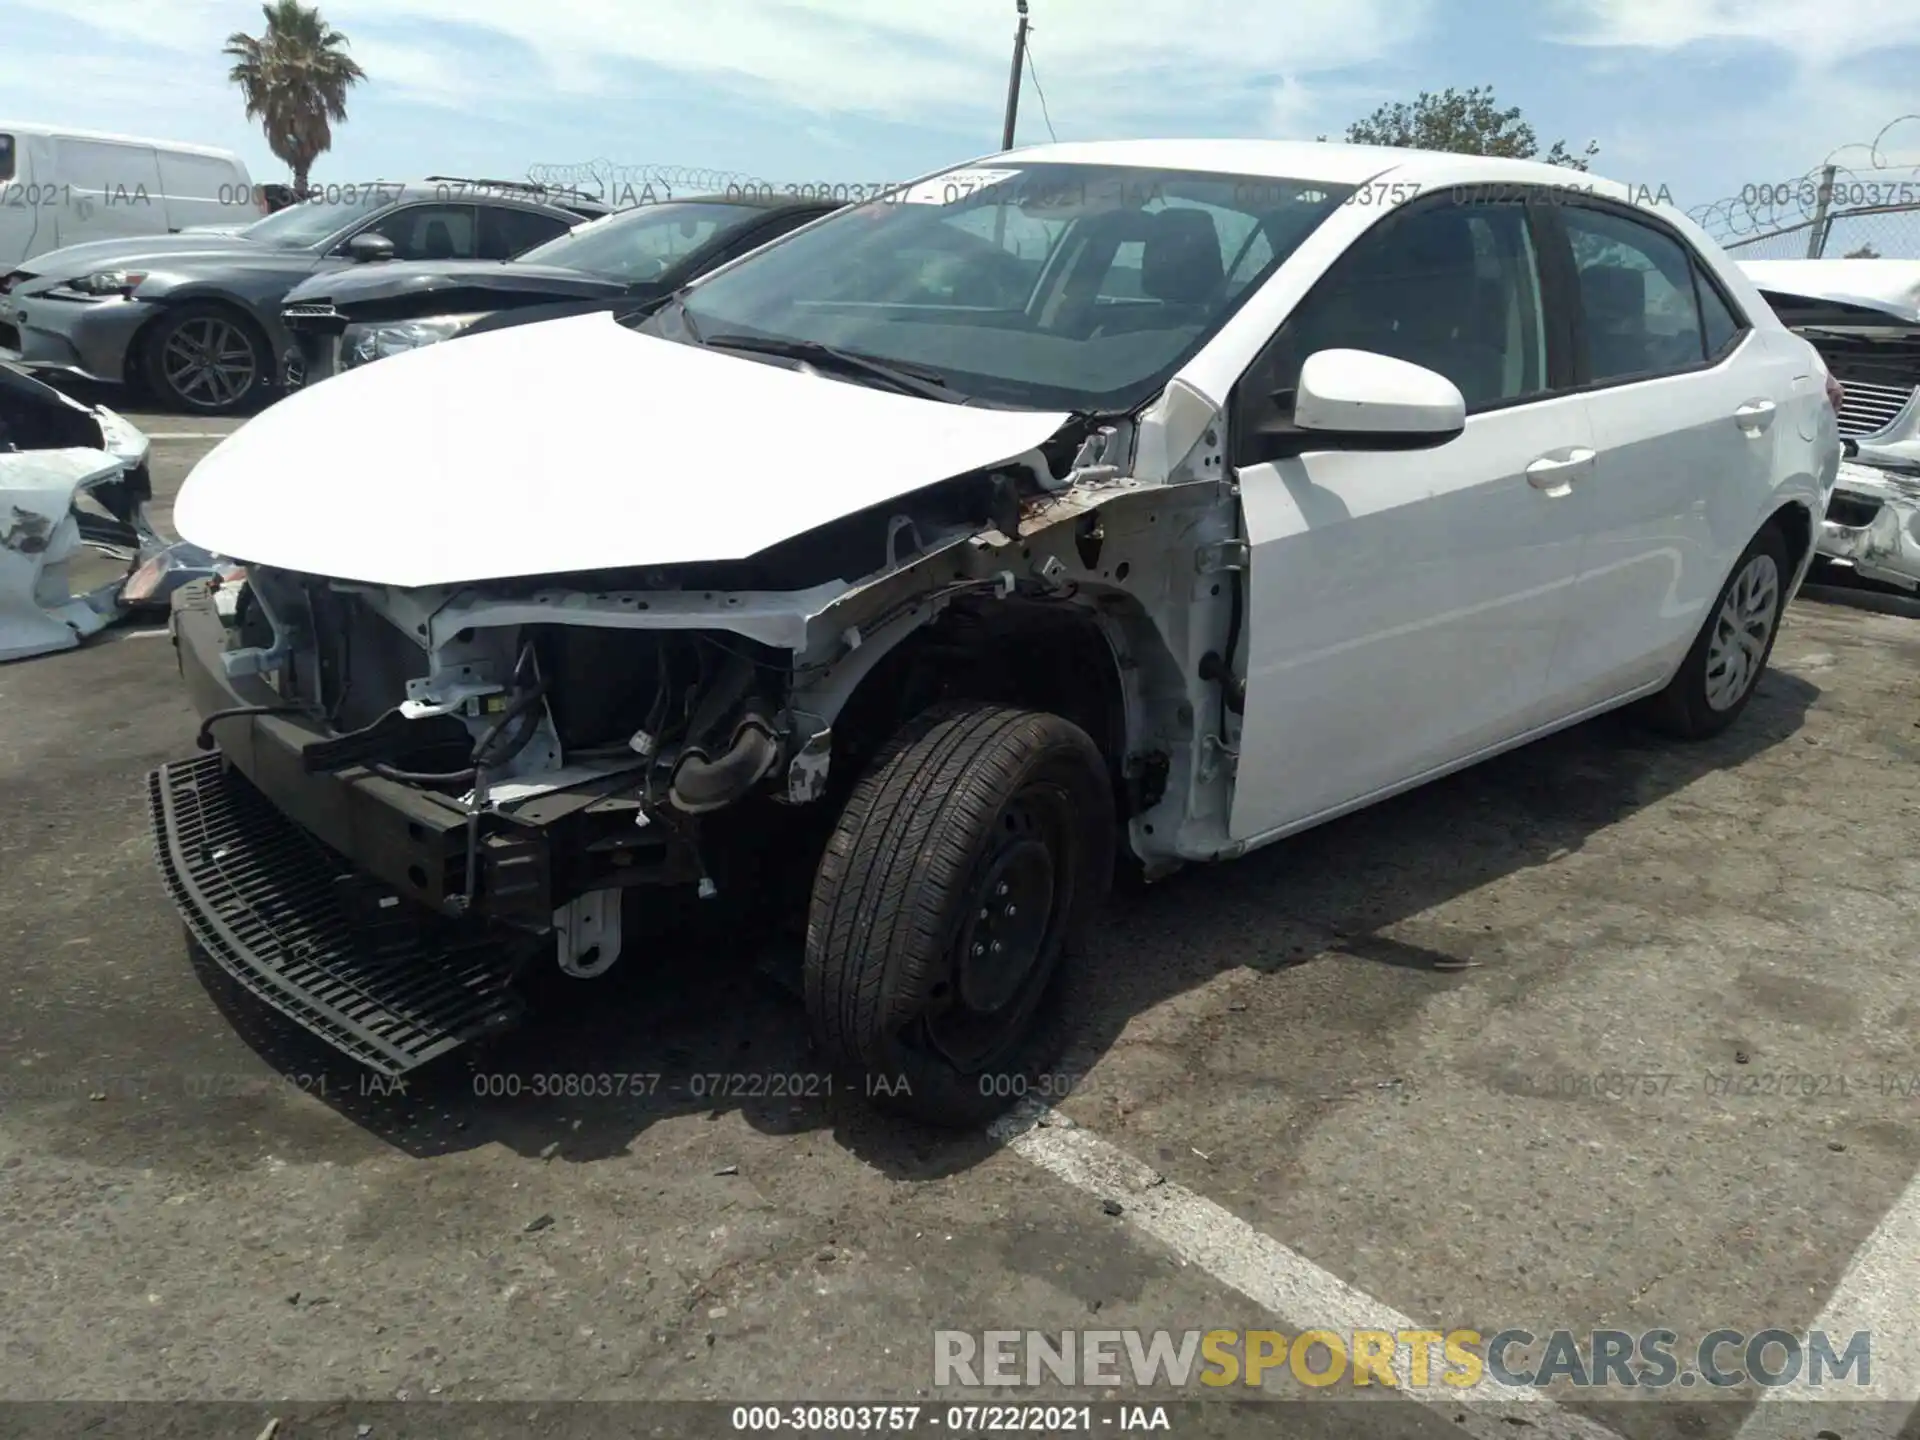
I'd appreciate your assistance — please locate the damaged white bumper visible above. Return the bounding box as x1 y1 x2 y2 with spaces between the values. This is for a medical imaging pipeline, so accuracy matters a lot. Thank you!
1820 458 1920 591
0 448 139 661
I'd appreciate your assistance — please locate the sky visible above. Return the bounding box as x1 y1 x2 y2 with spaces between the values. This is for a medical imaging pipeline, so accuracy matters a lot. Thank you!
4 0 1919 245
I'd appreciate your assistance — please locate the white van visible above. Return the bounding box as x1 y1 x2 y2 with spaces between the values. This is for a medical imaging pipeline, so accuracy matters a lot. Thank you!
0 124 258 273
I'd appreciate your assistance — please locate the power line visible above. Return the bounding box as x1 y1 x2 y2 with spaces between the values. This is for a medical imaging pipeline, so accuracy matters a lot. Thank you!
1023 28 1058 143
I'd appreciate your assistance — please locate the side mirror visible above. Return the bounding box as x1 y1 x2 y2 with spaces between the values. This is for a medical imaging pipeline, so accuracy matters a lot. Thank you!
1291 349 1467 448
346 232 395 263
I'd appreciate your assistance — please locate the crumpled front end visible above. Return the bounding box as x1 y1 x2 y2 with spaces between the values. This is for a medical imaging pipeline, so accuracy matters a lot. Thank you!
150 363 1243 1079
1819 458 1920 590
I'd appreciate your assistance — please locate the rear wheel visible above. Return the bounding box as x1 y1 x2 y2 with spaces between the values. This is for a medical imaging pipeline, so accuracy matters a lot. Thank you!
142 302 271 415
1639 521 1791 739
804 703 1114 1128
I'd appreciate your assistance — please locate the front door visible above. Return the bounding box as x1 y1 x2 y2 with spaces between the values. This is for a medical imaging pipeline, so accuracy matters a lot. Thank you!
1228 191 1593 841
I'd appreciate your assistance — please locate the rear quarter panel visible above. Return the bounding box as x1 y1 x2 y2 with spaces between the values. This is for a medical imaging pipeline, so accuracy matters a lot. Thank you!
1651 208 1836 593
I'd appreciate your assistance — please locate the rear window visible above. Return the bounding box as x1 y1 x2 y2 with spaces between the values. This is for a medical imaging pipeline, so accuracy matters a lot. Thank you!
0 135 14 183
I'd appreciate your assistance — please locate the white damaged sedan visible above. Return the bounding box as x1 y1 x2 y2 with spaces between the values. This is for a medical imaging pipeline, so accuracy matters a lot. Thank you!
152 140 1839 1125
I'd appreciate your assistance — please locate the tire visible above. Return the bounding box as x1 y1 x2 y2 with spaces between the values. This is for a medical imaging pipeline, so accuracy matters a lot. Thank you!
1638 520 1792 739
141 302 272 415
804 702 1115 1128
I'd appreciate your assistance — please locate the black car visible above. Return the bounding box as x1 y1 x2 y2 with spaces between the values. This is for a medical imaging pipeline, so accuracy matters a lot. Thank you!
278 194 840 388
3 178 611 415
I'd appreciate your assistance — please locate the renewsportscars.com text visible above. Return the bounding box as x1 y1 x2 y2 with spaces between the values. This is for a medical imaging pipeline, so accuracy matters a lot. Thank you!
933 1328 1872 1390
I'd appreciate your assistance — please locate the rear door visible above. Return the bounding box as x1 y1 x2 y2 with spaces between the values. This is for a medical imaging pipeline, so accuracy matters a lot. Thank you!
1541 202 1795 709
1228 190 1596 840
52 137 166 248
156 149 255 232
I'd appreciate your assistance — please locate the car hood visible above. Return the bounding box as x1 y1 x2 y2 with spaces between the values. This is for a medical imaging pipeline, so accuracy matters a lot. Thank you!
174 311 1075 589
284 260 627 310
20 233 274 276
1741 259 1920 327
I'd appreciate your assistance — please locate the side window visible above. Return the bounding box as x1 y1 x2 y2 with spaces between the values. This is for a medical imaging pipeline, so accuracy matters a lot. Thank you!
364 204 479 261
1225 227 1275 295
1693 261 1746 361
0 134 15 183
709 214 810 268
1096 241 1147 301
1246 199 1549 416
480 206 570 260
1560 207 1706 382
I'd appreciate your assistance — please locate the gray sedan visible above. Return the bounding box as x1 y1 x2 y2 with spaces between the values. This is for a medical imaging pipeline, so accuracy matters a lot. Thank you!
0 181 607 415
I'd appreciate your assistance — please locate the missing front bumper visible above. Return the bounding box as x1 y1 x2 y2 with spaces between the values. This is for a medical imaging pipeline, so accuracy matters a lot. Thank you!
148 753 532 1075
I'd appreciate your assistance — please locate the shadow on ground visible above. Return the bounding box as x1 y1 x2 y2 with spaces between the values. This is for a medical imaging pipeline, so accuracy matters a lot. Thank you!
191 668 1821 1179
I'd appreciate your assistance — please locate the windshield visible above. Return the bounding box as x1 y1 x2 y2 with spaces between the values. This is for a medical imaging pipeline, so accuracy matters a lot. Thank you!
519 201 768 283
665 163 1354 412
238 188 398 249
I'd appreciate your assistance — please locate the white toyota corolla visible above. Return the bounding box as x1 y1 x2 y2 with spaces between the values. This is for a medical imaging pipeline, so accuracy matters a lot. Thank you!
154 140 1841 1125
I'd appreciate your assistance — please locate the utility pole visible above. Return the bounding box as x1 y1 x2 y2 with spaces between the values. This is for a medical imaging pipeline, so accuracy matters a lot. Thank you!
1000 0 1029 152
1805 162 1838 258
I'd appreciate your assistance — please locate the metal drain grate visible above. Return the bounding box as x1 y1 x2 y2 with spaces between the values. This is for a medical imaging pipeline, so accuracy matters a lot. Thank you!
148 753 528 1074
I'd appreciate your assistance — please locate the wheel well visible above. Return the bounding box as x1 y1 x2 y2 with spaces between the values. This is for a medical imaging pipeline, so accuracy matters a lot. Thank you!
828 599 1132 814
1768 499 1814 575
132 297 274 390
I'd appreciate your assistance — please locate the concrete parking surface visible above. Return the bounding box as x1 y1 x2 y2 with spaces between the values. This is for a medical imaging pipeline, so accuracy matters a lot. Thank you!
2 413 1918 1440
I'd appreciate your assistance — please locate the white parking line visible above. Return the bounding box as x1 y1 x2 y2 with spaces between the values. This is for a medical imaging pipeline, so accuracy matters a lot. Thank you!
988 1101 1626 1440
1731 1172 1920 1439
143 431 233 441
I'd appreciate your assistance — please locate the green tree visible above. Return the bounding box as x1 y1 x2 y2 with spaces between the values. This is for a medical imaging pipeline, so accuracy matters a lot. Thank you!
224 0 366 196
1325 85 1598 171
1844 243 1881 258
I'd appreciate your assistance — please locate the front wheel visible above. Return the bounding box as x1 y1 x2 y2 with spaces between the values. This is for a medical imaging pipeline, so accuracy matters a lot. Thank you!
141 302 271 415
804 703 1115 1128
1639 520 1792 739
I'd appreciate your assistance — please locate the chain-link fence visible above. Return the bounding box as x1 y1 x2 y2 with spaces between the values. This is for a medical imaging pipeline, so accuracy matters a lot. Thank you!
1690 116 1920 258
1711 199 1920 260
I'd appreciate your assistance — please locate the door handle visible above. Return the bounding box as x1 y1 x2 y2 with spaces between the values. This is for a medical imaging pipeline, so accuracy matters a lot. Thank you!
1525 447 1596 494
1734 399 1777 435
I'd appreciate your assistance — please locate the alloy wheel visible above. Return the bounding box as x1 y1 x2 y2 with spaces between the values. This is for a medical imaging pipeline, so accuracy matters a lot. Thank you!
160 316 258 410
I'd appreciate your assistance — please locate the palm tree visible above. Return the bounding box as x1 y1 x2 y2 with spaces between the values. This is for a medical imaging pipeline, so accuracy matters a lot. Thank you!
224 0 366 196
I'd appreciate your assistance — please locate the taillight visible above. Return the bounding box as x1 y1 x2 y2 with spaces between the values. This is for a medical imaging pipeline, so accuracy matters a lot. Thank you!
1825 373 1846 412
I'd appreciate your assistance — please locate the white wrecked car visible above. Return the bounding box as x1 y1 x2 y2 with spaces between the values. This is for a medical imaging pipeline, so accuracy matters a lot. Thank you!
1742 259 1920 589
152 142 1839 1125
0 360 152 661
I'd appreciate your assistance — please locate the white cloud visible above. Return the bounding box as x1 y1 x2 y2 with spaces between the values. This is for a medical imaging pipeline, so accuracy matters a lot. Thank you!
1556 0 1920 64
7 0 1429 138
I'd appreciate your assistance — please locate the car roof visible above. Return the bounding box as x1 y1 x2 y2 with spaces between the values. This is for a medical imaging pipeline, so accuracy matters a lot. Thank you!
994 138 1608 189
618 192 840 213
285 181 605 215
1739 259 1920 327
0 122 242 161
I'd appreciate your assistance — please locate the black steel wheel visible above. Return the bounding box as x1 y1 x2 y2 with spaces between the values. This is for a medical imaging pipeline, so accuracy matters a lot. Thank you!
804 702 1114 1127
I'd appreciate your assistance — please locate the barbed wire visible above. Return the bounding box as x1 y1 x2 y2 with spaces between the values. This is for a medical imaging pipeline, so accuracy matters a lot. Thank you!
1689 114 1920 245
